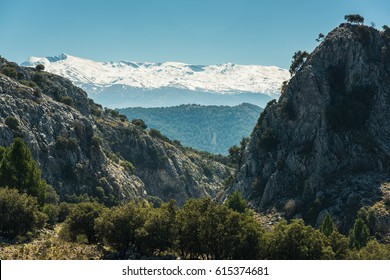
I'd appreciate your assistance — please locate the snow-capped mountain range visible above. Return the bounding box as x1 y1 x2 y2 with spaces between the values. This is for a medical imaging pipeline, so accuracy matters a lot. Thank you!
22 53 289 108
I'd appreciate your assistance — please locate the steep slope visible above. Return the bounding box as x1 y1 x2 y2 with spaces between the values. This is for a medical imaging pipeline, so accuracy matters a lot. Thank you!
118 103 262 155
226 23 390 233
21 54 289 108
0 57 232 205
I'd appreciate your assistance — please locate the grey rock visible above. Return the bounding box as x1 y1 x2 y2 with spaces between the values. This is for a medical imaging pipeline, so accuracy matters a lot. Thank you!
226 23 390 232
0 58 232 205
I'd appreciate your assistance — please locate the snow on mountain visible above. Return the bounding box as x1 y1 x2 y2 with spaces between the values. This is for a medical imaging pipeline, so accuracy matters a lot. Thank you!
21 53 289 108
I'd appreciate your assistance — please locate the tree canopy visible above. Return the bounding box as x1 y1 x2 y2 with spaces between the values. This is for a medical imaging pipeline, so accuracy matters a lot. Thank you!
344 14 364 25
0 138 48 205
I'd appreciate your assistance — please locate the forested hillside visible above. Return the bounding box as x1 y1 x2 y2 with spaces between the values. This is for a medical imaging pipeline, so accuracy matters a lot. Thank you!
118 103 262 155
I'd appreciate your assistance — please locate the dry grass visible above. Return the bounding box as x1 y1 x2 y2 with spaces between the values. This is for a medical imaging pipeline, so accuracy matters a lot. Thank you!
0 225 102 260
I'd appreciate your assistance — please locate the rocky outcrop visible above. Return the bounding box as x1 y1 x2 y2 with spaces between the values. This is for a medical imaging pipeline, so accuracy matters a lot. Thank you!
0 57 231 205
226 23 390 233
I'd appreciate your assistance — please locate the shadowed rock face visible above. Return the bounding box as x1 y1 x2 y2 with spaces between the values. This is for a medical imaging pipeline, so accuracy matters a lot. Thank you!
0 58 232 205
227 23 390 232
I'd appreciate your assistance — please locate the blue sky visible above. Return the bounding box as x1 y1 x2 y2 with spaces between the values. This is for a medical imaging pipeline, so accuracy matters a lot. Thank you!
0 0 389 68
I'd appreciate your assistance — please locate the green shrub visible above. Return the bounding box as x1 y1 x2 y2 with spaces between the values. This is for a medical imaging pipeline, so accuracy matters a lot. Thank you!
131 119 147 129
42 203 60 226
95 202 146 253
225 191 248 214
119 114 127 122
355 240 390 260
149 128 169 142
55 136 78 151
1 66 17 79
120 160 135 173
0 187 45 238
265 219 333 259
19 80 39 91
110 109 120 117
35 64 45 71
32 73 44 84
60 96 74 107
344 14 364 25
58 202 74 223
60 202 107 243
5 116 19 130
91 135 103 148
90 106 102 117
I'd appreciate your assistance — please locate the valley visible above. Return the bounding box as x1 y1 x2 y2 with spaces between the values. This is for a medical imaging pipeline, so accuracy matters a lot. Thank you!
1 17 390 260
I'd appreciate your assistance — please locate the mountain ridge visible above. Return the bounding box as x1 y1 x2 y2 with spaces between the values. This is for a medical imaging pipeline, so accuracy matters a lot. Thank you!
21 54 289 108
226 23 390 236
0 56 232 205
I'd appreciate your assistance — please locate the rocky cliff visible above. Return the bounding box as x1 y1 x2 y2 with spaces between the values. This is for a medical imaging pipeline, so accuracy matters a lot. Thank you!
0 57 232 205
226 23 390 233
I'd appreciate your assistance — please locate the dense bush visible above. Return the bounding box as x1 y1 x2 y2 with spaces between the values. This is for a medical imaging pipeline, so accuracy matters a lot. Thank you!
19 80 39 89
138 200 177 255
225 191 248 214
95 201 145 253
131 118 147 129
55 135 78 151
60 96 74 107
5 116 19 130
344 14 364 25
265 219 333 259
0 188 46 238
120 160 135 173
35 64 45 71
149 128 170 142
1 66 17 79
175 198 264 259
60 202 107 243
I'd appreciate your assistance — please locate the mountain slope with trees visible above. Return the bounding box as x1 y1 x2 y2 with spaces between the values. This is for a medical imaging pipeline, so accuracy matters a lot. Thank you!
118 103 262 155
0 56 232 205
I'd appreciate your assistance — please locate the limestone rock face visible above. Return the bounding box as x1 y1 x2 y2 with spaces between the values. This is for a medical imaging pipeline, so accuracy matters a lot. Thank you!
0 58 231 205
226 24 390 232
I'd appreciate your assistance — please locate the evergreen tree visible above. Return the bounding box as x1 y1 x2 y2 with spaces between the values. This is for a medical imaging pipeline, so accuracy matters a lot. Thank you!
95 201 146 253
61 202 106 243
319 212 336 237
289 50 309 76
349 217 370 249
344 14 364 25
35 64 45 71
228 145 240 165
139 200 177 255
266 219 333 260
225 191 248 214
0 138 47 205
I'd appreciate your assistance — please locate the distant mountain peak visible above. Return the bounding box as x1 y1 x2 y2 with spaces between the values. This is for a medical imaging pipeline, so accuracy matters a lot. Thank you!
21 54 289 108
22 54 289 94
